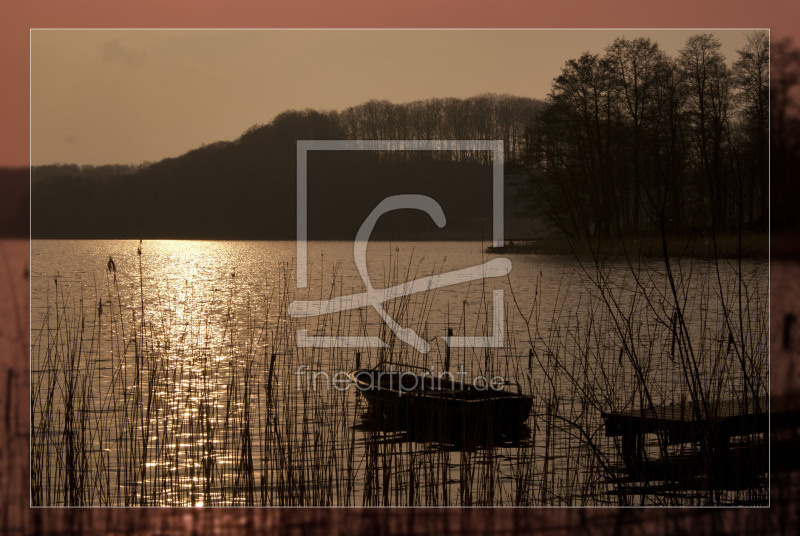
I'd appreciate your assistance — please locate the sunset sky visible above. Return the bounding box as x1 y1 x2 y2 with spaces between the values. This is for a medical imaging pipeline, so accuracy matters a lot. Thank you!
31 29 755 167
1 0 799 168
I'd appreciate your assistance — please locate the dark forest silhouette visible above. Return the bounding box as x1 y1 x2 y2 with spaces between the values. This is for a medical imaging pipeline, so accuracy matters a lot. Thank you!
521 33 771 242
31 95 542 240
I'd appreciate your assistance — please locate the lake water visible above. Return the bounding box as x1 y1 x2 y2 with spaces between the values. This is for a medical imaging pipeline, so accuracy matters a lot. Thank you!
30 239 769 506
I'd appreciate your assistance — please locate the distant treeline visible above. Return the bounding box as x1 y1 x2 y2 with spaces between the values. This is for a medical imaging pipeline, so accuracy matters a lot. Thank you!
521 33 771 240
32 94 542 239
335 95 543 164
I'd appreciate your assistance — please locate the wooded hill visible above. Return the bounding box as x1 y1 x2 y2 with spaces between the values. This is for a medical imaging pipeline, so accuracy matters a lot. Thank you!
32 95 543 240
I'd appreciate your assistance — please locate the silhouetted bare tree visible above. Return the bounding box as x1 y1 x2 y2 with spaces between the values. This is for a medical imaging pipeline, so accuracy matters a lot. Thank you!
522 32 770 243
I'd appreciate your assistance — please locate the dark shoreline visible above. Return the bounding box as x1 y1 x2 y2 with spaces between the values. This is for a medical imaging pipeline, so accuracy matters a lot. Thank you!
486 233 771 259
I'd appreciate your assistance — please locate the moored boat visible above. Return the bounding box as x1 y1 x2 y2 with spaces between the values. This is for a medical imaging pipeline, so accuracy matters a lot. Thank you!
349 361 533 440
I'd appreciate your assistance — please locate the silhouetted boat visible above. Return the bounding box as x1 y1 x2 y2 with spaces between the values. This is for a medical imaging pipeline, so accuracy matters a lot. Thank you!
349 361 534 439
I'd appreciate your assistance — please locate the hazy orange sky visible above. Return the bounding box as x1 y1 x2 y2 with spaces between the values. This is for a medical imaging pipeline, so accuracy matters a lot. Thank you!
2 0 799 168
31 29 755 166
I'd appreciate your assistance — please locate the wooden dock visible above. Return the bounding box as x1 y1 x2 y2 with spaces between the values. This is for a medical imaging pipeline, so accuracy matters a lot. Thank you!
601 395 770 491
485 238 541 254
